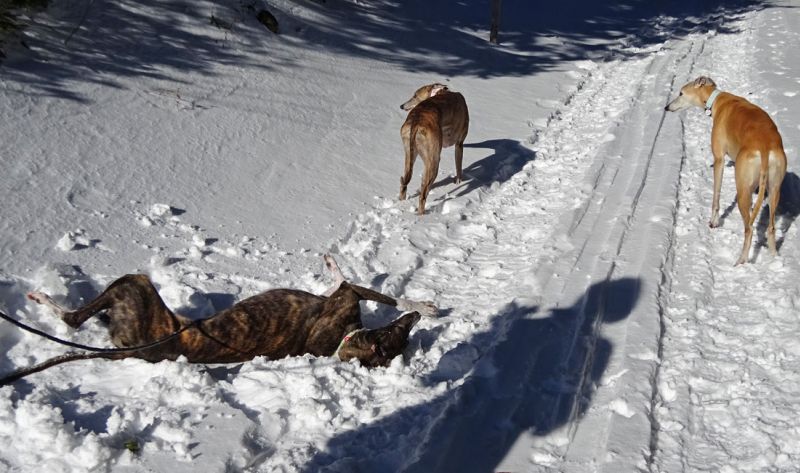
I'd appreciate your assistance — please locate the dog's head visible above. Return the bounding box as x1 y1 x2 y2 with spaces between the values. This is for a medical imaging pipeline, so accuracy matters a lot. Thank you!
400 83 449 111
336 311 421 367
665 76 717 112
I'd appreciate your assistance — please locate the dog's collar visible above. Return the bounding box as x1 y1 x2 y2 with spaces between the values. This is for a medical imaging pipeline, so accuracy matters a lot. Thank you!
705 89 722 111
333 328 365 359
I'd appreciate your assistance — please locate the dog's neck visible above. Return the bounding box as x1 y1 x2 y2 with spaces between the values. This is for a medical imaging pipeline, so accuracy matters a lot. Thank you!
332 328 365 359
705 89 722 111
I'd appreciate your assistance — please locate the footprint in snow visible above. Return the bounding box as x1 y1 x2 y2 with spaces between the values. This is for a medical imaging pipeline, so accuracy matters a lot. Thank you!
56 229 101 251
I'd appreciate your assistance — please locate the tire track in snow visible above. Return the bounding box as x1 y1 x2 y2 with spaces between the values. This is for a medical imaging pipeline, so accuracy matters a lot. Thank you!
646 43 702 473
503 39 702 472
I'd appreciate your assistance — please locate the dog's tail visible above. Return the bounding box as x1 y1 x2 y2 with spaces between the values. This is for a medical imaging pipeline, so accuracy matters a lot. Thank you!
408 122 418 165
749 148 770 228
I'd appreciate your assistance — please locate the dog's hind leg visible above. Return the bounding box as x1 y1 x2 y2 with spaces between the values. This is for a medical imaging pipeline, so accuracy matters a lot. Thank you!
27 289 113 329
735 152 760 265
767 185 781 255
26 292 69 319
735 189 754 265
454 141 464 184
399 127 417 201
28 274 165 330
709 141 726 228
418 154 440 215
766 151 787 254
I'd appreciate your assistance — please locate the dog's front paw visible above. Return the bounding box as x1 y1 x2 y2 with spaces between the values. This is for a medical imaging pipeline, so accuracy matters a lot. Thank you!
417 301 438 317
397 299 438 317
323 254 338 271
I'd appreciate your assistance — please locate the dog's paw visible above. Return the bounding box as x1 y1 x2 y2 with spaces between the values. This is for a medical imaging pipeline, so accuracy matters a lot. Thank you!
417 301 438 317
26 291 50 305
398 298 438 317
323 254 336 269
27 291 67 316
734 254 750 266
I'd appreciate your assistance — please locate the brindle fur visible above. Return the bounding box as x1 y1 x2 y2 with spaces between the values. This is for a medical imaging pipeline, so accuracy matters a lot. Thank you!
28 260 433 368
399 83 470 215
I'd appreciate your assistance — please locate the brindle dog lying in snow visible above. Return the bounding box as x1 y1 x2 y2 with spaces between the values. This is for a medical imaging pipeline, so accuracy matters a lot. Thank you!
20 255 436 373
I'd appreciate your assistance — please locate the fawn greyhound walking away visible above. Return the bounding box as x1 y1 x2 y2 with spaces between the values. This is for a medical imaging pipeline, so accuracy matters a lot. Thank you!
399 83 469 215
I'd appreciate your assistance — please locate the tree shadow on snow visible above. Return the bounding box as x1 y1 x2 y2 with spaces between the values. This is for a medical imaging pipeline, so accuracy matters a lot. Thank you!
1 0 278 101
268 0 766 79
300 277 641 473
3 0 769 100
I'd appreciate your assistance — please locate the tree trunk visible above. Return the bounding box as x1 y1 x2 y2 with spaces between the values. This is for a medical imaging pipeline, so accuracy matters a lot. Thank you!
489 0 501 44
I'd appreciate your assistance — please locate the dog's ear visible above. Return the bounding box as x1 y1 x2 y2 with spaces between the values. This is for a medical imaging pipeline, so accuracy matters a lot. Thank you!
430 83 449 97
693 76 716 88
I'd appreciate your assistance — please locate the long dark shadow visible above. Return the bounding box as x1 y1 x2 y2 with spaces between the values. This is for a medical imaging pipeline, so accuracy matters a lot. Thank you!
429 139 536 198
300 277 641 473
265 0 766 78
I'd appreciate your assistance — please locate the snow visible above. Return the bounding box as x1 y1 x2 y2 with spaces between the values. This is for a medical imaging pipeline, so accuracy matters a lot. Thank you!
2 0 800 472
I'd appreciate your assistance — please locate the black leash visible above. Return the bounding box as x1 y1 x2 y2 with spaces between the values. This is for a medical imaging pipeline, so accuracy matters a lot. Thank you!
0 352 130 386
0 309 199 386
0 309 197 353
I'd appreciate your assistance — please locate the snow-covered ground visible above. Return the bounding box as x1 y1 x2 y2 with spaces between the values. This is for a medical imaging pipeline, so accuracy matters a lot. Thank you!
1 0 799 471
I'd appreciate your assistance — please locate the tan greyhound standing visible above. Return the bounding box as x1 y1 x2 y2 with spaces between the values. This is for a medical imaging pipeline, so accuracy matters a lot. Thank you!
399 83 469 215
666 76 788 265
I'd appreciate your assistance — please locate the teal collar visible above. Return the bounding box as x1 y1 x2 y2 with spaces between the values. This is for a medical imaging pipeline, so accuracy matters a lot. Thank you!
705 89 722 111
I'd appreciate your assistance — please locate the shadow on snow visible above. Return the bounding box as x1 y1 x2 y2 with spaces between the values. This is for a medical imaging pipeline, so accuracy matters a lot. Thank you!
1 0 279 101
272 0 765 78
1 0 767 100
432 139 537 197
301 277 641 472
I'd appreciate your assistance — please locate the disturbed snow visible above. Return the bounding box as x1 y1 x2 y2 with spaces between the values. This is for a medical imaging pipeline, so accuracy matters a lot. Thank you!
1 1 799 472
